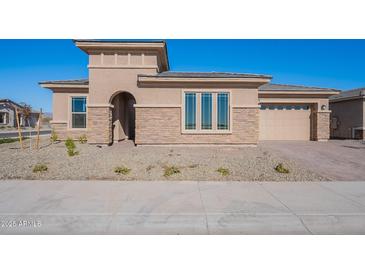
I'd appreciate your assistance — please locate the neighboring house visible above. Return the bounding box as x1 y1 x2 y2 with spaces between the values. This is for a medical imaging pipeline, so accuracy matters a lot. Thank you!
0 99 39 128
329 88 365 139
40 40 339 145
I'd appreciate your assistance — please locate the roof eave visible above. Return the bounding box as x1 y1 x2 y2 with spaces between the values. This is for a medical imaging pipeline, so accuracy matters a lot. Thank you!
259 90 340 95
39 83 89 89
138 76 271 84
329 94 365 103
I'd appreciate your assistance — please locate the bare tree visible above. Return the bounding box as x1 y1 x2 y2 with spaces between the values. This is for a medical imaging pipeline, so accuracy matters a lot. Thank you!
19 103 32 150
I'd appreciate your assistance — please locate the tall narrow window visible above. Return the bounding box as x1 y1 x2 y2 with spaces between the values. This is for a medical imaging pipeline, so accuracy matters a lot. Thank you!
185 93 196 130
201 93 212 129
217 93 229 130
71 97 87 128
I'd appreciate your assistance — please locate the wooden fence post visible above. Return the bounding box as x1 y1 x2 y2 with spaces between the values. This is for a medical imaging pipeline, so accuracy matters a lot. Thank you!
36 108 42 149
15 108 24 149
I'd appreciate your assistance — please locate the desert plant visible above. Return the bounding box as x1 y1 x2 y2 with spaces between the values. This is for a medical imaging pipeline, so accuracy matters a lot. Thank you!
65 138 78 156
78 134 87 144
217 167 230 176
275 163 290 174
0 137 28 145
32 164 48 173
50 130 58 143
114 166 131 175
163 165 180 177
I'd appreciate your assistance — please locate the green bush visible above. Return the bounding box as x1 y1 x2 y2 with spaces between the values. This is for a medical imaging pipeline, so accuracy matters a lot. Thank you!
275 163 290 174
114 166 131 175
163 165 180 177
50 130 58 143
65 138 78 156
33 164 48 173
217 167 230 176
0 138 19 144
78 134 87 144
0 137 28 145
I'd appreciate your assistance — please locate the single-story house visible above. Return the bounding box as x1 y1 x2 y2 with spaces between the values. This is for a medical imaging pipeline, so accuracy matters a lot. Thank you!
40 40 339 145
329 88 365 139
0 99 39 128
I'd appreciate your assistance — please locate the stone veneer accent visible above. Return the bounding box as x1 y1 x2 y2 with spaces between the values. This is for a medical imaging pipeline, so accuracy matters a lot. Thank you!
87 106 112 144
51 123 87 140
313 111 330 141
135 107 259 145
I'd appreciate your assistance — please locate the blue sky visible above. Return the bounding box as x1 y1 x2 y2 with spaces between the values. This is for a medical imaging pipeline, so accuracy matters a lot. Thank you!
0 39 364 113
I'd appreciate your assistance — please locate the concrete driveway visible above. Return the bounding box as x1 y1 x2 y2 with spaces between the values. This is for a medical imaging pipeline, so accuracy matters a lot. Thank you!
261 140 365 181
1 180 365 234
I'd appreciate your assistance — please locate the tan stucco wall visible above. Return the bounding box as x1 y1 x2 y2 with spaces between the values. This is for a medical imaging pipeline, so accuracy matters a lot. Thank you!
330 98 364 139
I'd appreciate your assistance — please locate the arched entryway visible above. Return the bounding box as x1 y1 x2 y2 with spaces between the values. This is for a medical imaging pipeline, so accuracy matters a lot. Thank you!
110 91 136 143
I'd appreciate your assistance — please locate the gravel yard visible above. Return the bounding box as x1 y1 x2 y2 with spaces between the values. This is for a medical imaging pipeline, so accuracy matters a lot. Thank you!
0 137 325 181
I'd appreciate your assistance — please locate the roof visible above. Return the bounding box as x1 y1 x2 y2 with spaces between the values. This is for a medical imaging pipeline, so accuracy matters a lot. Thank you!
329 87 365 102
142 71 272 79
259 83 340 92
0 99 24 109
73 39 166 44
39 79 89 85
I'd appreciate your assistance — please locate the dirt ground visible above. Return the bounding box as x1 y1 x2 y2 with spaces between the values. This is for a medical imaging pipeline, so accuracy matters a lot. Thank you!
0 137 325 181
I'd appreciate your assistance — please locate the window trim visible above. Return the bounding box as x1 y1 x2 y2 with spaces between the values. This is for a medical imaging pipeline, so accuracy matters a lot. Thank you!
68 95 88 130
181 89 232 134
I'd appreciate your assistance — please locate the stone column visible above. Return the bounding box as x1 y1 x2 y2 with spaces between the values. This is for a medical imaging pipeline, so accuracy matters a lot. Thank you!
313 110 331 141
87 105 113 145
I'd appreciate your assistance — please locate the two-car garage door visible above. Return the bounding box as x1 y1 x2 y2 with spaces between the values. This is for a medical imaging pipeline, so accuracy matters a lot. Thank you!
259 105 311 140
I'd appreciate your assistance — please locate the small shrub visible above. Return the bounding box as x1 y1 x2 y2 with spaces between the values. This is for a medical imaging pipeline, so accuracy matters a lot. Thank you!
217 167 230 176
163 165 180 177
50 130 58 143
0 137 28 145
65 138 78 157
33 164 48 173
78 134 87 144
275 163 290 174
65 138 75 150
0 138 18 144
114 166 131 175
67 149 79 156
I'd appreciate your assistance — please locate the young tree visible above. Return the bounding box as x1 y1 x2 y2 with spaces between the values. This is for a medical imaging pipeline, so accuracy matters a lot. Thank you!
19 103 32 149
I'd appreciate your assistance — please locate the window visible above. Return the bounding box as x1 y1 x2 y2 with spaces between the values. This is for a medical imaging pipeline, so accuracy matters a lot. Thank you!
217 93 229 130
185 93 196 130
201 93 212 129
71 97 87 128
184 91 230 132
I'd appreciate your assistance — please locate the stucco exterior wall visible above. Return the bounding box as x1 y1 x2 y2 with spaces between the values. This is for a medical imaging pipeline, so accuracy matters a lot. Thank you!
135 107 258 144
330 99 364 139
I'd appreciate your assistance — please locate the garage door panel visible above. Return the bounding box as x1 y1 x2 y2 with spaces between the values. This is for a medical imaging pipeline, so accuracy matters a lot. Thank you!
259 108 311 141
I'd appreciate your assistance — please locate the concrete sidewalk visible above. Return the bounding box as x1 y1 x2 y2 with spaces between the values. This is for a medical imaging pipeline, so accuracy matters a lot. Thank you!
1 180 365 234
